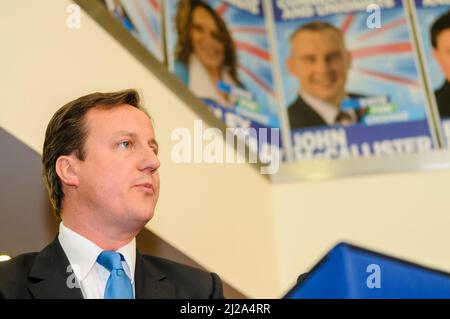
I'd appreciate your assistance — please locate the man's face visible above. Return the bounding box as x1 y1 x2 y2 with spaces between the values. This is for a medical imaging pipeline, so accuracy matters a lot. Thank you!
190 6 225 70
287 29 351 106
433 29 450 82
75 104 160 230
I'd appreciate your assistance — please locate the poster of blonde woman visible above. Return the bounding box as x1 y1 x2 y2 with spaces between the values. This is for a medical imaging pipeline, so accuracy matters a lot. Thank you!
165 0 284 161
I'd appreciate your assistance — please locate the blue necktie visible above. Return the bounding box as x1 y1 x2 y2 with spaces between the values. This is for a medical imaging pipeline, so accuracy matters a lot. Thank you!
97 251 134 299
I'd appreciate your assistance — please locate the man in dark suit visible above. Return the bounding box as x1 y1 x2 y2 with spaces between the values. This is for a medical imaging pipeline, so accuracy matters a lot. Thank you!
431 10 450 118
0 89 224 299
287 93 364 129
286 21 363 130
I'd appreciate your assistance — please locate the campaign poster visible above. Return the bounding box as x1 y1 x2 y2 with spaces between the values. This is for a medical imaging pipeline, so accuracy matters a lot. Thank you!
411 0 450 147
103 0 165 62
271 0 436 161
165 0 284 163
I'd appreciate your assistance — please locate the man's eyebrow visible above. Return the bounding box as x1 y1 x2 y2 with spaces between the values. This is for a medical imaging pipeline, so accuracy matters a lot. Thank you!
299 54 315 59
113 130 136 137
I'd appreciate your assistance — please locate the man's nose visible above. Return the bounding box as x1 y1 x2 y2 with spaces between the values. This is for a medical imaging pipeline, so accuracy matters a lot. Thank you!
314 58 331 74
139 147 160 173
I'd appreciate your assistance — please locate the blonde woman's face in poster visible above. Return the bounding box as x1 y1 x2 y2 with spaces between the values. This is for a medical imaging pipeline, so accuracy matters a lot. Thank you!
190 6 225 70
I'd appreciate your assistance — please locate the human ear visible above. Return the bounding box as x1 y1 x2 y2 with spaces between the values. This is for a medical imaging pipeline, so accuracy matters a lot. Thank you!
286 55 297 76
55 154 79 187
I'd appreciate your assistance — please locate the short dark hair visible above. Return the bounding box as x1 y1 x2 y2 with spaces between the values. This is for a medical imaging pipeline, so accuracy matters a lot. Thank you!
431 10 450 48
290 21 343 42
42 89 148 219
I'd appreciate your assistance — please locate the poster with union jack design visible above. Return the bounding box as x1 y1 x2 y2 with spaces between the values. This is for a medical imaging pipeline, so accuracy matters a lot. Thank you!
165 0 284 162
103 0 165 62
270 0 437 161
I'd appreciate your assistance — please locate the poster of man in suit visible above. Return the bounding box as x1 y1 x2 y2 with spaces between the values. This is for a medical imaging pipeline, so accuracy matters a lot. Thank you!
411 1 450 147
271 0 436 161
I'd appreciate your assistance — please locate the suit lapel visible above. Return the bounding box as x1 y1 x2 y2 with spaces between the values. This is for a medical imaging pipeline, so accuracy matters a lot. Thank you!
27 237 83 299
134 251 175 299
27 238 173 299
289 95 328 129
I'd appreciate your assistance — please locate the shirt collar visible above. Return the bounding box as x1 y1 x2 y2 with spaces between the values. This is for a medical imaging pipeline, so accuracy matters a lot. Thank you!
116 237 136 284
58 222 136 283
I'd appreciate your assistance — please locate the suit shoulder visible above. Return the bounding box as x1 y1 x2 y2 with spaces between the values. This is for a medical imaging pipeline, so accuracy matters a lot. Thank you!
0 252 38 297
434 84 450 118
0 252 38 277
287 96 306 124
142 255 209 279
287 95 326 129
287 96 301 113
141 255 224 298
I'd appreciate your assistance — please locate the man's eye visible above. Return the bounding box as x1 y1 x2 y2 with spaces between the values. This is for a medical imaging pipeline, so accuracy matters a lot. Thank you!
118 141 131 149
327 53 342 62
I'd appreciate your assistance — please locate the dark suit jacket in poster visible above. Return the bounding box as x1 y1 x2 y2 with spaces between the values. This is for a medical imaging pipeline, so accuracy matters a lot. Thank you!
435 81 450 119
0 237 224 299
287 94 364 130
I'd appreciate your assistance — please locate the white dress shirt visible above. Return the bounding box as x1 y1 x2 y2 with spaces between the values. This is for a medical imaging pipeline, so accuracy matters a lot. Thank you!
301 91 357 125
188 54 237 108
58 222 136 299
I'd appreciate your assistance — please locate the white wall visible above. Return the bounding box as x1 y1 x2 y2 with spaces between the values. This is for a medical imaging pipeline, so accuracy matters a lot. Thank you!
272 170 450 296
0 0 279 298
